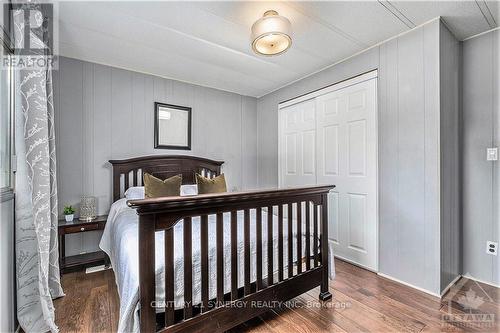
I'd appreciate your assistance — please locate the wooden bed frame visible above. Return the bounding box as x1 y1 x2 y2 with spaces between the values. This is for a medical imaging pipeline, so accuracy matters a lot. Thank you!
109 155 334 333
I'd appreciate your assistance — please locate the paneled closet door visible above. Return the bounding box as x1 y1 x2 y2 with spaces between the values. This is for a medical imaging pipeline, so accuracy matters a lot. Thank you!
316 78 378 271
279 99 317 188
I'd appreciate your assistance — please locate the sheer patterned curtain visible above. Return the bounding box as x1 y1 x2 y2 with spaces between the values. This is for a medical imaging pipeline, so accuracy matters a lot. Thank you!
13 2 64 332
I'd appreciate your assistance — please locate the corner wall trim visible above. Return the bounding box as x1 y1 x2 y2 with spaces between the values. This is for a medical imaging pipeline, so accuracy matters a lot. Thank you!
440 275 462 297
377 272 441 298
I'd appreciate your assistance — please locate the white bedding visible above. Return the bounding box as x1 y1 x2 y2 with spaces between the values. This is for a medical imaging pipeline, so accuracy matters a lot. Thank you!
100 198 335 333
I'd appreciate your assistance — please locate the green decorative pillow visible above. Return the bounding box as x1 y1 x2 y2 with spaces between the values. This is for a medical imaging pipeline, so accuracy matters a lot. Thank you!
143 173 182 198
196 173 227 194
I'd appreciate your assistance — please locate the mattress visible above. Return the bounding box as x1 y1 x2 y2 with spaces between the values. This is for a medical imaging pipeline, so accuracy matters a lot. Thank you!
99 198 335 333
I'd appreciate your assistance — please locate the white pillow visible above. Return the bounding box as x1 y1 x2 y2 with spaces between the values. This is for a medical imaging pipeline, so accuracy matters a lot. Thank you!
180 184 198 196
124 186 145 200
125 184 197 199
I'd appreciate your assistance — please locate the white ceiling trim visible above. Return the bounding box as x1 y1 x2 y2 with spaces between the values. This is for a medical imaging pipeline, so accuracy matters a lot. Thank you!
461 25 500 41
58 22 281 87
58 40 263 98
258 16 441 99
387 0 497 40
440 17 460 40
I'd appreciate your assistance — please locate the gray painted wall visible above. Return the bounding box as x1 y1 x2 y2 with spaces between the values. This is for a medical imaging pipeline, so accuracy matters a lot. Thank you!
439 23 461 291
462 29 499 286
257 19 450 294
0 192 15 333
53 57 258 256
380 21 442 294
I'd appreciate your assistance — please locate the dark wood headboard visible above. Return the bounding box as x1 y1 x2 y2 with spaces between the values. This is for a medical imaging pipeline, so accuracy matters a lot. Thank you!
109 155 224 201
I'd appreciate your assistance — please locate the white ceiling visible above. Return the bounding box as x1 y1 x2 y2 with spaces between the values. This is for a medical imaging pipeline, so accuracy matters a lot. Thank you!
55 1 499 97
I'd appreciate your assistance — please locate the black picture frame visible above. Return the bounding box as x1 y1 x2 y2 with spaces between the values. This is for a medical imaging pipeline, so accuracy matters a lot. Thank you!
154 102 192 150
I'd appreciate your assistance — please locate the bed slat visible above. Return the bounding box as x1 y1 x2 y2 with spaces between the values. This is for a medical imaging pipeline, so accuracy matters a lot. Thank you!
320 197 330 296
124 172 129 191
138 215 156 333
230 211 238 300
183 217 193 319
287 203 293 279
244 209 251 295
216 213 224 304
278 205 284 282
164 228 175 326
113 173 120 201
313 204 319 267
296 202 302 274
305 201 311 271
256 207 263 290
132 169 137 187
200 215 209 312
267 206 273 286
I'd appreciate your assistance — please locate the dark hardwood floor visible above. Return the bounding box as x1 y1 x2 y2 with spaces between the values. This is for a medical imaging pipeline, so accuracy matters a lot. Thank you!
54 259 499 332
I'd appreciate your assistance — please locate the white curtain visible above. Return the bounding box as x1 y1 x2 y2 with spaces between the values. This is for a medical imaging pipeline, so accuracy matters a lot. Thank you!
13 3 64 332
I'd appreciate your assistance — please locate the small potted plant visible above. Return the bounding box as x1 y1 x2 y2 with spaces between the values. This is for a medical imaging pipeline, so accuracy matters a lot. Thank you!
63 205 75 222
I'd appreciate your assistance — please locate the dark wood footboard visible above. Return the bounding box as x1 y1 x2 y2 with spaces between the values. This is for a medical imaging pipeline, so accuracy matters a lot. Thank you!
128 185 334 333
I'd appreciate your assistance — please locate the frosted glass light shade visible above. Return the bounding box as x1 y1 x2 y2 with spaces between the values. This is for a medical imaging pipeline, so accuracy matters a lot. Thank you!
251 10 292 56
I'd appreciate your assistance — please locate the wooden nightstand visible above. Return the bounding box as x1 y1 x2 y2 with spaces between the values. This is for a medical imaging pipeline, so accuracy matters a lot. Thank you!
58 215 109 273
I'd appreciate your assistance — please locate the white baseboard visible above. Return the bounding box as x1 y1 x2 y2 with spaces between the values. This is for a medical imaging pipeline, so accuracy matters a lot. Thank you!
377 272 441 297
339 261 499 298
375 273 499 299
462 274 500 288
334 255 378 273
441 275 462 297
85 264 111 274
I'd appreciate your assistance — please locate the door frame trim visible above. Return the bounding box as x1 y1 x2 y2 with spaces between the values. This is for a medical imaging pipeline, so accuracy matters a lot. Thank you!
278 70 379 271
278 70 378 109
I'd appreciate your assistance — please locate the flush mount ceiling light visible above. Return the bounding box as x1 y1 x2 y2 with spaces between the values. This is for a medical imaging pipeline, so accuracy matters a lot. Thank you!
251 10 292 56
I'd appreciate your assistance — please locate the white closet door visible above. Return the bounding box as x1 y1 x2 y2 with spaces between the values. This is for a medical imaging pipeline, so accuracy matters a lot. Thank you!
316 78 378 271
279 99 317 188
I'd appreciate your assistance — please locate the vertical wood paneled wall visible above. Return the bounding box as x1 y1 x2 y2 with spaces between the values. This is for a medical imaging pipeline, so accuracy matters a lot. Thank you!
256 19 457 295
439 23 461 291
53 57 258 256
462 29 499 287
